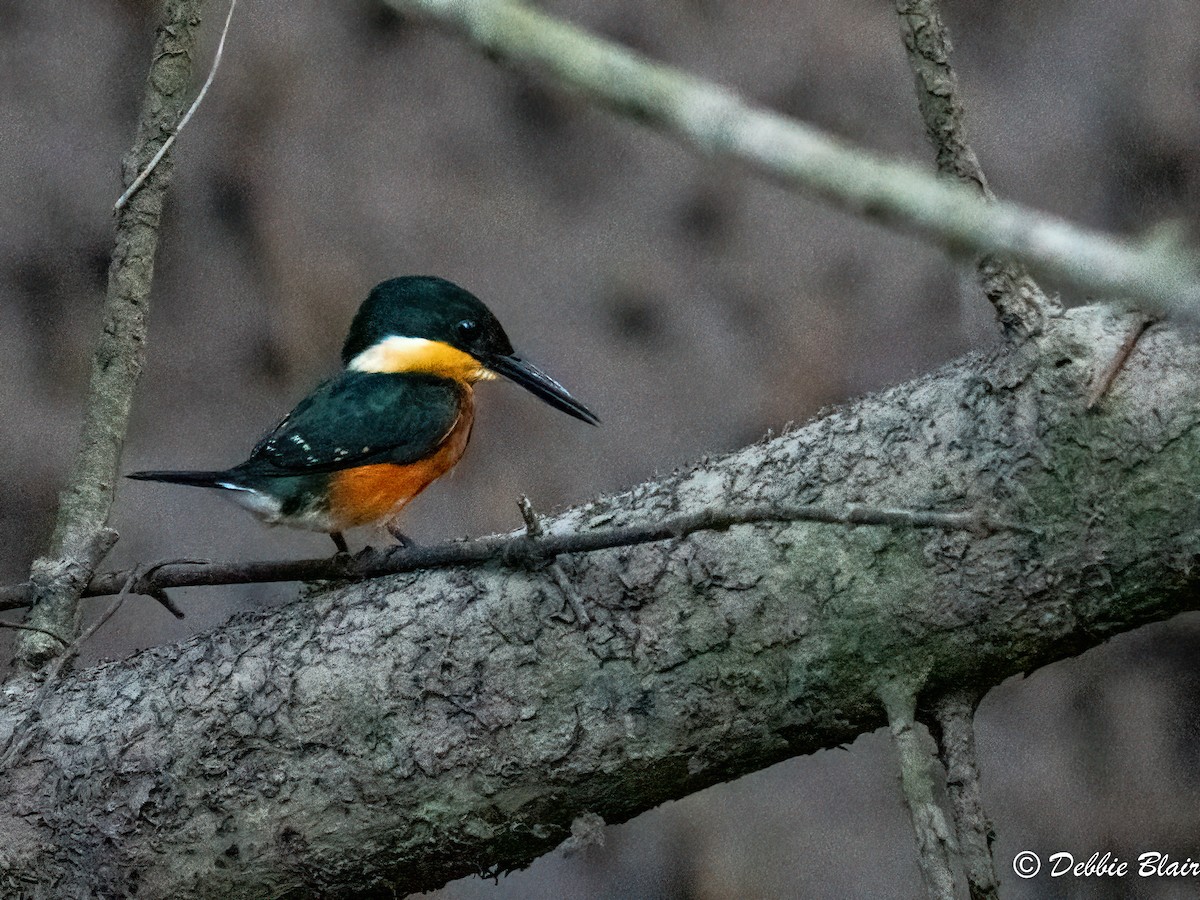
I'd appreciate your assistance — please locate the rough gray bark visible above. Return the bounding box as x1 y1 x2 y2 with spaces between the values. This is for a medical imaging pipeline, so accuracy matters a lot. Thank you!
1 305 1198 898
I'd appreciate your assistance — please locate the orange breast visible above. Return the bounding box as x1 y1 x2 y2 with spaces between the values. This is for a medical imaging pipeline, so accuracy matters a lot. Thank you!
327 396 475 529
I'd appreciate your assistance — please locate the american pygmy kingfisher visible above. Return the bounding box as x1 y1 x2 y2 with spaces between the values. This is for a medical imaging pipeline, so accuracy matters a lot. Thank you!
129 276 598 552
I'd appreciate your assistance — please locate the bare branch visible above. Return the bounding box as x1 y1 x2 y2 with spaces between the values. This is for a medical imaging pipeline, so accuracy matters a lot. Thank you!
383 0 1200 317
114 0 237 211
20 527 117 644
0 622 68 645
882 682 961 899
895 0 1058 338
0 501 991 610
931 691 1000 900
895 2 992 194
15 0 206 668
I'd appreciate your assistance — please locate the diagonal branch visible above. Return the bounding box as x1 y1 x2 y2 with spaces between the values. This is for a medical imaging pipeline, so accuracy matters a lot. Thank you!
15 0 206 669
895 0 1058 338
382 0 1200 317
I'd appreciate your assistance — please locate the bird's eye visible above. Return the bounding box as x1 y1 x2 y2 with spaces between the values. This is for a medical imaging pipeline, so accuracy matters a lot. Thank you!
456 319 480 342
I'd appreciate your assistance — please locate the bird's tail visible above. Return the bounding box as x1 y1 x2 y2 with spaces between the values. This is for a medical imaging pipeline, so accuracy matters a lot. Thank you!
126 469 237 489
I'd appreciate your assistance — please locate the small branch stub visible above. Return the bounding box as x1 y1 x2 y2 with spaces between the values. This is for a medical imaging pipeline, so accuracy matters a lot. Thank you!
517 495 590 625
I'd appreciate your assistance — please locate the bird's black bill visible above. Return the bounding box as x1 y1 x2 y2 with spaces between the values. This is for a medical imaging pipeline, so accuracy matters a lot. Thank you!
485 353 599 425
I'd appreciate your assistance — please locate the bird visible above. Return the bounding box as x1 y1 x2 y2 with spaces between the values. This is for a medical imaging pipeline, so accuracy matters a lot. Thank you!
128 276 598 553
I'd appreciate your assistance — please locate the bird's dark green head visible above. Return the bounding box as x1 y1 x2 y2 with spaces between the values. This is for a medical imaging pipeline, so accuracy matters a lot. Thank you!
341 276 599 425
341 276 514 368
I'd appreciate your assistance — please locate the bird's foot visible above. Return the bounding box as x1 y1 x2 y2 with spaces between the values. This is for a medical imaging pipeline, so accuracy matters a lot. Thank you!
329 531 350 557
352 544 392 567
386 522 419 549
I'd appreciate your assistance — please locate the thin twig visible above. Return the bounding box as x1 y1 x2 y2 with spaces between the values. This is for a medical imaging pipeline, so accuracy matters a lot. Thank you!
149 589 187 620
0 501 1000 609
128 557 208 619
881 681 960 900
0 621 68 646
932 691 1000 900
383 0 1200 317
54 582 137 676
1086 314 1154 409
894 0 1057 338
114 0 238 211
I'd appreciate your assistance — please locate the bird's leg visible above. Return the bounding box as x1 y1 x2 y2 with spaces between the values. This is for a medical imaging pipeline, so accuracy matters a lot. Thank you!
330 531 350 555
386 520 418 548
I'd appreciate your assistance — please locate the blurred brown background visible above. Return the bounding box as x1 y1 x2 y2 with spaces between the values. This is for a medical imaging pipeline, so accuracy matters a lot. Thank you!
2 0 1199 896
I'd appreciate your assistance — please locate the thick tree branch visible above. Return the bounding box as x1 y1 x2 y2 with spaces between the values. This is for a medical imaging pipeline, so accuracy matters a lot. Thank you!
15 0 204 668
2 306 1199 897
382 0 1200 317
895 0 1057 338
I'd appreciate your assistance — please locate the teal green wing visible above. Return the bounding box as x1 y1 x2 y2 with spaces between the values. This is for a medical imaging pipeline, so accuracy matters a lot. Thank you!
246 372 464 475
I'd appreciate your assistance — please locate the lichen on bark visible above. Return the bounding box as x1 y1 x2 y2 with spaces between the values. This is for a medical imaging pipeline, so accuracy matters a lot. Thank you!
1 306 1199 897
